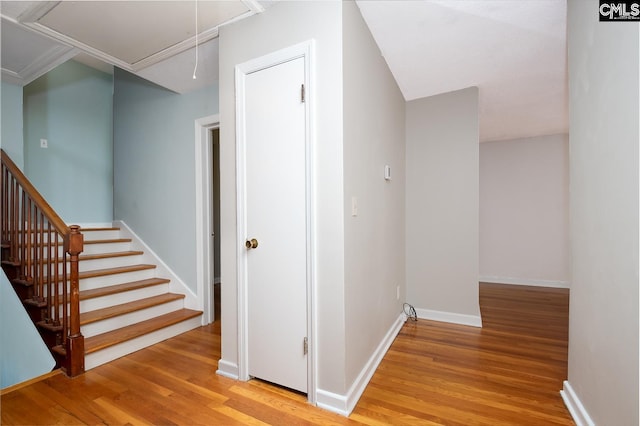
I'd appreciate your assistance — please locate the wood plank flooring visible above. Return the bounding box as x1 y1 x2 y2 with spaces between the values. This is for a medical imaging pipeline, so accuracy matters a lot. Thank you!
1 283 573 425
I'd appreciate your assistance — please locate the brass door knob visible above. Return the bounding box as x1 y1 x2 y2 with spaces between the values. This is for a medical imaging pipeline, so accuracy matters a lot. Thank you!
245 238 259 249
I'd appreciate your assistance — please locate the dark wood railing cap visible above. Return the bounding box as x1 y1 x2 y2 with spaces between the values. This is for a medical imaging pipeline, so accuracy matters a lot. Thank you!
1 149 69 235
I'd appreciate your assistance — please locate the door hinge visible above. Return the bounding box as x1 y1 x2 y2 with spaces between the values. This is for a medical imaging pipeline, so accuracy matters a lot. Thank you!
301 84 305 103
303 337 308 355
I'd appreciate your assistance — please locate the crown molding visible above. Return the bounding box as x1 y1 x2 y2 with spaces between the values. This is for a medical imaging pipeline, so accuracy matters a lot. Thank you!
19 44 79 85
1 68 23 86
11 1 263 74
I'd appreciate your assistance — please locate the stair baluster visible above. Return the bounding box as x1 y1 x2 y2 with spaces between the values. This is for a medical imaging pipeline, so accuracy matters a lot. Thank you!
0 149 85 377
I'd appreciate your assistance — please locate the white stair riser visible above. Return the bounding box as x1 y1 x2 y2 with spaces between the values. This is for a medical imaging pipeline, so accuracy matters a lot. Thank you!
81 269 157 291
81 299 185 338
84 316 202 370
80 284 170 312
80 230 121 240
29 255 145 275
79 255 144 272
82 242 131 255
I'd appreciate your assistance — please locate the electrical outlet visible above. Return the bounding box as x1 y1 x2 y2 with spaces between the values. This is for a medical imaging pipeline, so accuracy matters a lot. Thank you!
40 139 48 148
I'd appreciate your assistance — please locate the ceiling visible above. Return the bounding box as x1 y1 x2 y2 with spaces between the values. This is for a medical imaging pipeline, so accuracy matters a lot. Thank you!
356 0 568 142
1 0 567 142
0 0 266 93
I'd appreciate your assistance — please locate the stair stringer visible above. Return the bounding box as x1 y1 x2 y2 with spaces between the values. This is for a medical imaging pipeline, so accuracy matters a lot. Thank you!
112 220 202 317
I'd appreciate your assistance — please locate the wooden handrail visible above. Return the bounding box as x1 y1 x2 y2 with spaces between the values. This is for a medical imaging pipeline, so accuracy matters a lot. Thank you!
0 148 84 377
0 150 69 235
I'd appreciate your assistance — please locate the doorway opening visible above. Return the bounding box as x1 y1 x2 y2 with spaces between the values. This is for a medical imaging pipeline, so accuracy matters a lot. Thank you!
195 114 220 325
211 128 221 322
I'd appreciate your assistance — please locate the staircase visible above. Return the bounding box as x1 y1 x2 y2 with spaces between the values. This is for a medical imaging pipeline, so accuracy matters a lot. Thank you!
72 226 202 370
1 148 202 376
3 225 203 372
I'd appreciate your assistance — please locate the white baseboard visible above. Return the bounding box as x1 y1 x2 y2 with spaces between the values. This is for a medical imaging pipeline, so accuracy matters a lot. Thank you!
560 380 595 426
216 359 239 380
113 220 200 311
316 389 348 416
415 308 482 327
316 313 405 416
480 275 569 289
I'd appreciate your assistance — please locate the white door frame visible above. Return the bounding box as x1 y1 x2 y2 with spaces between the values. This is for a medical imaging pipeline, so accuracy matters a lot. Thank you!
195 114 220 325
235 40 316 403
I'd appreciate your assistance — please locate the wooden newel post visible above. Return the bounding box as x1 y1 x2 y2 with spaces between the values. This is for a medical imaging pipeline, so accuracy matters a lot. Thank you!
65 225 84 376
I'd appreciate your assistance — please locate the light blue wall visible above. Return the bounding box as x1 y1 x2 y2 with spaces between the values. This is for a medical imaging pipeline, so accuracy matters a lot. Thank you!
113 69 218 293
1 81 24 169
23 60 113 224
1 269 56 389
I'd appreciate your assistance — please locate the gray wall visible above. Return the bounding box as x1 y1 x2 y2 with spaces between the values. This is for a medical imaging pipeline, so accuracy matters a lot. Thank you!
23 60 113 223
567 0 639 424
343 1 406 388
480 134 570 287
1 81 24 169
113 69 218 293
218 0 346 395
406 87 481 325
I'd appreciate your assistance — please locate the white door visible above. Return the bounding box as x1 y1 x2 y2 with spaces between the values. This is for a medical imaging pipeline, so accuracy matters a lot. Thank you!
244 57 308 393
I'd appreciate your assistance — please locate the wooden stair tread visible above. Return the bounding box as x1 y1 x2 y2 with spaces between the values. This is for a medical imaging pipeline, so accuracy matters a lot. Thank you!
84 309 202 354
80 251 143 260
80 278 171 300
9 238 132 248
79 264 156 279
37 251 144 265
78 227 121 231
42 264 157 284
80 293 185 325
84 238 132 245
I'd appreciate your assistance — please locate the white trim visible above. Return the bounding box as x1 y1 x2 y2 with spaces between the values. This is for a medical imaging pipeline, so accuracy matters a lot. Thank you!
560 381 595 426
14 3 262 74
1 68 23 86
316 390 348 416
241 0 266 14
415 308 483 328
23 21 133 71
216 360 240 380
316 313 405 416
480 275 570 289
235 40 316 402
113 220 199 311
195 115 220 325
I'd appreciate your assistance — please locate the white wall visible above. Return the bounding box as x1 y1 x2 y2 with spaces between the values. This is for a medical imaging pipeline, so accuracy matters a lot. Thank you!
564 1 639 424
480 134 570 287
406 87 481 326
218 1 347 396
343 0 406 393
1 81 24 169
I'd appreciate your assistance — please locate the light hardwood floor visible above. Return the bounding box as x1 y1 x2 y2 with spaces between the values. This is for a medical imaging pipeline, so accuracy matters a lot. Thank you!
1 283 573 425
